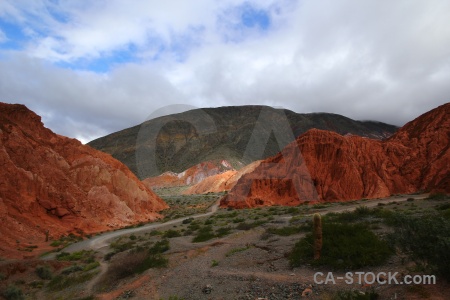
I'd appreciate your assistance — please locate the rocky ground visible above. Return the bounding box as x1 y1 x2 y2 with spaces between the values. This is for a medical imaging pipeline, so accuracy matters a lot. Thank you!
1 193 449 300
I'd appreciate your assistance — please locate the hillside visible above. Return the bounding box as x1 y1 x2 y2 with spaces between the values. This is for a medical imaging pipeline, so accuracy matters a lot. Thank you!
88 106 398 179
221 103 449 208
0 103 168 258
142 160 234 189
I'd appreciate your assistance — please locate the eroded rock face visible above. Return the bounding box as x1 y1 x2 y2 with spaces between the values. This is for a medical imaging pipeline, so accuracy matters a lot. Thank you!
0 103 168 258
183 160 263 195
142 160 234 189
221 103 449 208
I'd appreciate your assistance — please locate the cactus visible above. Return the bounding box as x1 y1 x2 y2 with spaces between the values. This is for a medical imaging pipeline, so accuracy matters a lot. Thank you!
313 213 322 260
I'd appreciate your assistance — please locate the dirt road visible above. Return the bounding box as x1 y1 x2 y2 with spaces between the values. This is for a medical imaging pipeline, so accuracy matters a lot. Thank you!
42 194 425 258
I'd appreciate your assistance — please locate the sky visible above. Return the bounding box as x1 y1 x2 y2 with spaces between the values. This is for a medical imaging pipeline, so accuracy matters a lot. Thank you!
0 0 449 143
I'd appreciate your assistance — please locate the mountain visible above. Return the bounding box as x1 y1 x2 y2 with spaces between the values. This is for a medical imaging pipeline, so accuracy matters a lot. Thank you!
88 106 398 179
221 103 449 208
142 160 234 189
0 103 168 258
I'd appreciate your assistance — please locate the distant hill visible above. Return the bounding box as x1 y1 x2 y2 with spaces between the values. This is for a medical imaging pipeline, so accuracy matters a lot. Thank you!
88 106 398 179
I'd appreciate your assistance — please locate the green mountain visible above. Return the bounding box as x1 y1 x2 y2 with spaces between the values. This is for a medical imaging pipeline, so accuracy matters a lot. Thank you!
88 106 398 179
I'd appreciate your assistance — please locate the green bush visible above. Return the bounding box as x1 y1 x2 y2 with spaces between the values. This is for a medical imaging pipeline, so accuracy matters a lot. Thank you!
182 217 194 224
290 222 392 269
333 289 379 300
163 229 181 238
35 265 52 280
61 265 83 275
47 272 97 291
235 221 264 230
2 285 24 300
426 193 448 200
56 250 95 262
150 239 170 254
386 213 450 281
225 246 249 257
266 225 307 236
211 260 219 267
192 226 215 243
215 227 232 237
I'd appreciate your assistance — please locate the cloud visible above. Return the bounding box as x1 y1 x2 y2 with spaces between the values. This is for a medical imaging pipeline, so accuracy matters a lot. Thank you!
0 0 449 143
0 29 6 43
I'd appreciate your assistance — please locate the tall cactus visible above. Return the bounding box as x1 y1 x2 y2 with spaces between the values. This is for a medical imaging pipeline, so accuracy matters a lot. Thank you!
313 213 322 260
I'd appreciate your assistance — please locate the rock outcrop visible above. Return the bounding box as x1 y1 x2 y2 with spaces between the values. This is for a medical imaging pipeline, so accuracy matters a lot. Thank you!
221 103 449 208
142 160 234 189
183 160 262 194
0 103 168 258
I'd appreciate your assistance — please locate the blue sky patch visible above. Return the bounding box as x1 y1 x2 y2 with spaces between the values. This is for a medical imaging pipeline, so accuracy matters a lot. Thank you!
218 2 272 43
241 4 270 30
0 20 28 50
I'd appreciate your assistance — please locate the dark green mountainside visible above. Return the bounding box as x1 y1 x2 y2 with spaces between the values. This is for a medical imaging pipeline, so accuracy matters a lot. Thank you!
88 106 398 179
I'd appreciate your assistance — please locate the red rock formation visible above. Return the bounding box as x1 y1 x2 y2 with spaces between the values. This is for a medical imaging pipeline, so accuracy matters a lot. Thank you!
142 160 234 189
0 103 168 258
183 160 262 194
221 103 449 208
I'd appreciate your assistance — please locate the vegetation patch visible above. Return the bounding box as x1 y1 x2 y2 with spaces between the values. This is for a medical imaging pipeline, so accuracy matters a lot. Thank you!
385 212 450 281
2 284 24 300
47 271 98 292
35 265 52 280
290 222 392 269
56 250 95 262
225 246 250 257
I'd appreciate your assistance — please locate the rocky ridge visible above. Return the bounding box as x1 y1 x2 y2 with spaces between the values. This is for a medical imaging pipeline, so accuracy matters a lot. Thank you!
142 160 234 189
221 103 449 208
0 103 168 258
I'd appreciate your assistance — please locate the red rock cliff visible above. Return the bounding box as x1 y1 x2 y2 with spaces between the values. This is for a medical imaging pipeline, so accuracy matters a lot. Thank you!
221 103 449 208
0 103 168 258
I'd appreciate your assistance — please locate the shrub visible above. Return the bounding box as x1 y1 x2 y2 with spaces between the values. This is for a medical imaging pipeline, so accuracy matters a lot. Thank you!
83 261 100 272
215 227 232 237
150 239 170 254
35 265 52 280
211 260 219 267
333 289 379 300
163 230 181 238
225 246 249 257
47 272 97 291
192 226 215 243
426 193 447 200
182 218 194 224
2 285 23 300
106 250 168 281
290 222 392 269
235 221 264 230
61 265 83 275
56 250 95 262
266 226 303 236
386 213 450 281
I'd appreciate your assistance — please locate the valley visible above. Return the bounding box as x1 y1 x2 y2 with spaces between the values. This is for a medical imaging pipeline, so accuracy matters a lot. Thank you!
0 102 448 299
2 192 450 299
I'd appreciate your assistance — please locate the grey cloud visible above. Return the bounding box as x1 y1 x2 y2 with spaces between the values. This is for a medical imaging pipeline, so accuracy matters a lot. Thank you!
0 0 449 142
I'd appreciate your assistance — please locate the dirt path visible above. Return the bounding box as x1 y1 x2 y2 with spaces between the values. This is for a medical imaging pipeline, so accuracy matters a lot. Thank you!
42 194 427 298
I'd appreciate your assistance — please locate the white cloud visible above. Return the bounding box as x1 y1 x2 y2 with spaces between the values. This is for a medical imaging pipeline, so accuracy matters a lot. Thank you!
0 0 449 142
0 29 6 43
